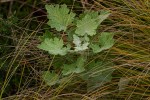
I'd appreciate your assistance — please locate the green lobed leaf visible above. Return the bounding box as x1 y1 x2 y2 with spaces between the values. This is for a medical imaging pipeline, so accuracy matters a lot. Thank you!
40 30 53 41
62 63 76 75
62 56 86 75
75 14 98 36
37 37 70 56
74 56 86 73
90 32 115 53
42 71 59 86
75 10 110 37
45 4 75 31
79 10 99 21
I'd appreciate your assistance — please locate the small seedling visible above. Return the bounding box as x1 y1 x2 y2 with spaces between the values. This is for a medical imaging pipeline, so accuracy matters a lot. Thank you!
38 4 115 91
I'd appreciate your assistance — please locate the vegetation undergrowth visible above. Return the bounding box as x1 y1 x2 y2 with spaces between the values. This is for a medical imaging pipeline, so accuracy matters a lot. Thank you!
0 0 150 100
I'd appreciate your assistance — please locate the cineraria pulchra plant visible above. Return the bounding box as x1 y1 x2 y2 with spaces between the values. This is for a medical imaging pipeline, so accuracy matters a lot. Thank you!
38 4 115 91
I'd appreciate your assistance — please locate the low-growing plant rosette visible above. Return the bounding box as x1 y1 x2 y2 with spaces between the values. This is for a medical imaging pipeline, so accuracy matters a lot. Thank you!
37 4 115 91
